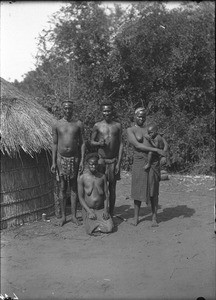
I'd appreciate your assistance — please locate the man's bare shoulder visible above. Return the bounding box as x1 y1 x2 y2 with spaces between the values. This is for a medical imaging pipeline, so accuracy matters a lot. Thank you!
57 118 83 127
127 125 135 133
91 121 103 131
52 118 61 128
101 120 122 128
55 118 65 125
94 121 103 127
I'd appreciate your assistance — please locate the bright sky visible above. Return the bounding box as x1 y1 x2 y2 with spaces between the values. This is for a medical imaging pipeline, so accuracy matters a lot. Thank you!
0 1 180 82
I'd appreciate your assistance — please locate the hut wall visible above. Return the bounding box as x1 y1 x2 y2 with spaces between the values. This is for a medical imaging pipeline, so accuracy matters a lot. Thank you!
0 150 55 229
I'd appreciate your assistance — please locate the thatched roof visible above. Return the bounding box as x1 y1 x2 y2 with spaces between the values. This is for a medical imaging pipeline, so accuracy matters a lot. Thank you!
0 77 55 157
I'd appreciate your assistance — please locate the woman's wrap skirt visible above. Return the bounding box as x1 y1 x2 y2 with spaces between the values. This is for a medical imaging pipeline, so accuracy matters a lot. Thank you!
131 150 161 205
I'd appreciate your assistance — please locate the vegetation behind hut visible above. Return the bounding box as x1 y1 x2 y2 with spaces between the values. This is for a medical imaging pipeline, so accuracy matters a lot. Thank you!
13 2 215 174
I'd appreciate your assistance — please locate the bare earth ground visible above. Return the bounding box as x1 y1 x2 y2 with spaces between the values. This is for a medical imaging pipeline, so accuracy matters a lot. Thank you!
1 172 215 300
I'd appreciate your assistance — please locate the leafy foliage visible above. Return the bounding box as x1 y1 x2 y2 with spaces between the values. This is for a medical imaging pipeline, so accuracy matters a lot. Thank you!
14 2 215 174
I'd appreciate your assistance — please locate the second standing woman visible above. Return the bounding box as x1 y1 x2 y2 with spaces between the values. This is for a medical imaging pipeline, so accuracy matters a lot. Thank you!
127 107 167 227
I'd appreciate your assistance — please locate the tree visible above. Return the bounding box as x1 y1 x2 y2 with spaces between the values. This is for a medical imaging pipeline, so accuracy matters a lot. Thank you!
14 2 215 174
107 2 215 173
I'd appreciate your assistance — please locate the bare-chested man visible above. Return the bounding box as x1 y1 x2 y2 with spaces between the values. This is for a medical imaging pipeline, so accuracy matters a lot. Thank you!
90 101 123 217
51 101 85 226
78 153 114 235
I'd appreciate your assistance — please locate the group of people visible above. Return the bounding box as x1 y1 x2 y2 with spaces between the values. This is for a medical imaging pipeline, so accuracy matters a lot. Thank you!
51 100 168 235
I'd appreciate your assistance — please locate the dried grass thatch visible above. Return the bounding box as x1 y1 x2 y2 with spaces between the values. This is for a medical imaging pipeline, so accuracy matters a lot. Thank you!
0 77 55 157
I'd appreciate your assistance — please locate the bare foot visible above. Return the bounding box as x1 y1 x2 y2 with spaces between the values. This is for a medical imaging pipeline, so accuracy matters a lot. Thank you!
144 163 151 170
130 219 139 226
71 216 81 226
151 220 159 227
59 217 66 227
91 231 103 237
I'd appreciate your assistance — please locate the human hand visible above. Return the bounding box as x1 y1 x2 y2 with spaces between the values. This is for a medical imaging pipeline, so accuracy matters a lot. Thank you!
103 210 110 220
115 163 120 175
51 163 56 174
79 161 84 174
157 149 166 157
98 139 105 147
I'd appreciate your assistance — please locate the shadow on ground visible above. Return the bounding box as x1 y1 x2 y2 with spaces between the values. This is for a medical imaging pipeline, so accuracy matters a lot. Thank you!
114 204 195 226
63 201 195 229
114 204 152 223
141 205 195 224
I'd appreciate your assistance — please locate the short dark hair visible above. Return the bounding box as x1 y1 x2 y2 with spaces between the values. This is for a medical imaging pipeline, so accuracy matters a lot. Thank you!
62 100 73 106
85 152 99 162
100 101 113 109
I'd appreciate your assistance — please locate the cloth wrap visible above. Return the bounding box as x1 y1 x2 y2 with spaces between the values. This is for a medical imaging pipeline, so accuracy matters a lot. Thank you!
56 153 79 183
131 149 161 205
98 157 121 182
82 208 114 235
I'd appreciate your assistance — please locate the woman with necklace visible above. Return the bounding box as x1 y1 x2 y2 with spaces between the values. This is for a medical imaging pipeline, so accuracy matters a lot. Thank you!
127 107 166 227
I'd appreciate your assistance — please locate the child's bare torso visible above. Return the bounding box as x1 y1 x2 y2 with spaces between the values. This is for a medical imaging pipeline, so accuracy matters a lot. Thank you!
153 134 164 149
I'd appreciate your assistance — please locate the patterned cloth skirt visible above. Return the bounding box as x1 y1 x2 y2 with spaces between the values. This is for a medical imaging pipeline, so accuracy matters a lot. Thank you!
131 150 160 204
56 153 79 182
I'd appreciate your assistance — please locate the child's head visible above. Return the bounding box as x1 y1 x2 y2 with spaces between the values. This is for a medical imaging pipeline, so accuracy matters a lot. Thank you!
86 153 99 174
147 123 158 139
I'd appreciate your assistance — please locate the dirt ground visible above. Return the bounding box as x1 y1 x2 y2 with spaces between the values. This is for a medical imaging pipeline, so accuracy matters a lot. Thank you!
1 172 215 300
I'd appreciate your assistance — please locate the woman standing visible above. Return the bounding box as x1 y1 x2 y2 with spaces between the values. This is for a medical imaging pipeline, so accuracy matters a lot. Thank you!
127 108 166 227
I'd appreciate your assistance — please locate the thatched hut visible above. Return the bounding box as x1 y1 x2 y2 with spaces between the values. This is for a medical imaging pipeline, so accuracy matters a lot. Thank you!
0 78 56 229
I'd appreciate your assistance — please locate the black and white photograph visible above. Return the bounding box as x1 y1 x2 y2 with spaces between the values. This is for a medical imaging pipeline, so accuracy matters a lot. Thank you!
1 1 215 300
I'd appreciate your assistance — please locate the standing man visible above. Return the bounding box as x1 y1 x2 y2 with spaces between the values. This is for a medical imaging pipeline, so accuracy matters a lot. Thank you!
91 101 123 217
51 101 85 226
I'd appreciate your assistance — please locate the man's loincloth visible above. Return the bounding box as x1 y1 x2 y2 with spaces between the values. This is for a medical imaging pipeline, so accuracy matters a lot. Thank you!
98 157 121 183
56 153 79 182
82 208 114 235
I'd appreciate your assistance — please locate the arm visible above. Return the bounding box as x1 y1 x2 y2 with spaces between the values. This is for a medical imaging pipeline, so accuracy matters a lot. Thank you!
152 136 159 148
78 121 86 173
115 124 124 174
161 136 168 152
51 123 58 173
145 134 158 148
151 140 158 148
77 176 96 218
103 175 110 220
127 127 165 155
90 124 105 147
161 136 171 166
